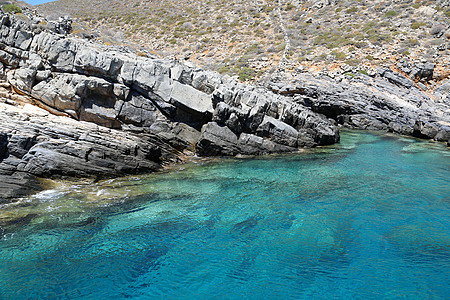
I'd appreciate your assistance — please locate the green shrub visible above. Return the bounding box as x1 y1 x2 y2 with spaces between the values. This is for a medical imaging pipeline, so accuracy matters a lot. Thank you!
346 7 357 14
2 4 22 14
384 10 398 17
218 65 232 74
285 3 294 11
245 43 259 54
314 53 328 62
331 50 346 60
354 41 368 48
411 22 426 29
314 32 350 49
238 67 255 81
403 38 419 47
362 22 377 32
345 59 360 66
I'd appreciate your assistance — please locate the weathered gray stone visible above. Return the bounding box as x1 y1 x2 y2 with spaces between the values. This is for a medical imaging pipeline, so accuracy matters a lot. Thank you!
74 46 123 78
381 69 413 89
238 133 296 155
14 30 33 50
410 63 435 81
413 120 439 139
8 67 36 92
0 102 178 203
196 122 239 156
170 80 213 114
256 116 299 147
117 91 164 127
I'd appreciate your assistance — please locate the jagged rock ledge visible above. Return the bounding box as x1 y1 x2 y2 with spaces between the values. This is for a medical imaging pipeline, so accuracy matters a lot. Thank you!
267 71 450 142
1 11 449 203
0 13 339 202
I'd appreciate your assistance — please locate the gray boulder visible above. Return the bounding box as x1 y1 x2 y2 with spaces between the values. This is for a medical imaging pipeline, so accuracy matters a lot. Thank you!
196 122 239 156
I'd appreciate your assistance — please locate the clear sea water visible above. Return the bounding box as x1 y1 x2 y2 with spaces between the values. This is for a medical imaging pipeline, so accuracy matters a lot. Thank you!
0 131 449 299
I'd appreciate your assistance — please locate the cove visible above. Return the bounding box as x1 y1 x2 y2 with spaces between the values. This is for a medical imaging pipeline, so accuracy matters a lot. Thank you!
0 131 449 299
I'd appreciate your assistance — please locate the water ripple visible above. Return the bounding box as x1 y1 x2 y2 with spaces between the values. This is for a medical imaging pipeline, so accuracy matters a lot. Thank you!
0 131 449 299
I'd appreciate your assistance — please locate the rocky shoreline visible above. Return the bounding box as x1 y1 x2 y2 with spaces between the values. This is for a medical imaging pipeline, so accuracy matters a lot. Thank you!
0 12 449 203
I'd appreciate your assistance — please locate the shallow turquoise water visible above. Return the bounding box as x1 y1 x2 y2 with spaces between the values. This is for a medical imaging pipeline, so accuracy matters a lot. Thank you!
0 131 449 299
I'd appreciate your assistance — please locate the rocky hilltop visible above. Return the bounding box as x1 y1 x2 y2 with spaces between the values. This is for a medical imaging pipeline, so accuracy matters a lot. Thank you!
0 5 449 202
36 0 450 85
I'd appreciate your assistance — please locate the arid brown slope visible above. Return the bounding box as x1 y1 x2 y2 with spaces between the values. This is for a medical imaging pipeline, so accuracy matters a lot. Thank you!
33 0 450 85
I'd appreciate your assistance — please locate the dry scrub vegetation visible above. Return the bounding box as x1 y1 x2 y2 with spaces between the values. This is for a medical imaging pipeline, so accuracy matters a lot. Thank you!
37 0 450 82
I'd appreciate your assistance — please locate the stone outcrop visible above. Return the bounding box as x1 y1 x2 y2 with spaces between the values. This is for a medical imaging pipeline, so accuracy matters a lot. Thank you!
0 11 449 203
0 102 180 202
0 12 339 202
268 72 450 143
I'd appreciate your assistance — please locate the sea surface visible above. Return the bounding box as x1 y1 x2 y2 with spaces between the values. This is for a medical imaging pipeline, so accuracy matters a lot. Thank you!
0 131 449 299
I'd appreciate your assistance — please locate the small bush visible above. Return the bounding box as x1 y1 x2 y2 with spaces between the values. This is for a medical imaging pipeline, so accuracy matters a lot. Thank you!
346 7 358 14
403 38 419 47
362 21 377 32
2 4 22 14
354 41 368 48
384 11 398 18
411 22 427 29
238 67 255 81
218 65 232 74
345 59 360 66
331 50 346 60
284 3 294 10
245 43 259 54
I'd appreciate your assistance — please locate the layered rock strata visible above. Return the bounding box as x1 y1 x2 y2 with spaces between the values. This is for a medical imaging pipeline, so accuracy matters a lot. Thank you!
1 11 449 202
0 13 339 202
269 72 450 143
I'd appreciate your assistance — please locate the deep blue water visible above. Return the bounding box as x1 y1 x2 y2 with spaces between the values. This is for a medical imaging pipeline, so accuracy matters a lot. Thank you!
0 131 449 299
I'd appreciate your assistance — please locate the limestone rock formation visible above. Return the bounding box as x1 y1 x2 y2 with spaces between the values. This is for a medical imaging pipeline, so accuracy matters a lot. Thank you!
268 72 450 142
0 12 339 202
0 10 449 203
0 102 180 202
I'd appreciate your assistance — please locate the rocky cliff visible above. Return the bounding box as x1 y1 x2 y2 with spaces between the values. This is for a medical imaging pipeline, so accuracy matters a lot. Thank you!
0 12 339 202
0 10 449 203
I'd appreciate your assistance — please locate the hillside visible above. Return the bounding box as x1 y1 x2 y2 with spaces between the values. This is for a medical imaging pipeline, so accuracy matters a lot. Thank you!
35 0 450 86
0 4 449 201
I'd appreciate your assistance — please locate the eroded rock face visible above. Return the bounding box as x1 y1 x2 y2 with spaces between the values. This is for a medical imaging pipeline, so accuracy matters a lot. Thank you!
0 12 340 201
1 11 448 202
268 73 450 143
0 13 338 146
0 103 179 203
